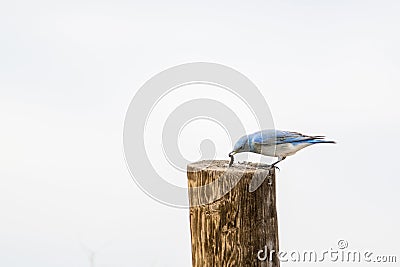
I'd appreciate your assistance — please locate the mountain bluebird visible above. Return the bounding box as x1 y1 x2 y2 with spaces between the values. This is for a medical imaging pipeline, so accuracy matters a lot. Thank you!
228 129 335 167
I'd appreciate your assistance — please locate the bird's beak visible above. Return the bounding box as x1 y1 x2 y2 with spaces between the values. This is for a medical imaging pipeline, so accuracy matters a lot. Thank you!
228 151 236 157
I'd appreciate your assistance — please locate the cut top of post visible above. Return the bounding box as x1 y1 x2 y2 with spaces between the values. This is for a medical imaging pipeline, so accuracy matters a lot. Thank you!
187 160 275 205
187 160 272 173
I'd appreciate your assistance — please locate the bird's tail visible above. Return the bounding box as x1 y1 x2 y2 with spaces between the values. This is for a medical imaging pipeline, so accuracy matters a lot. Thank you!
307 139 336 144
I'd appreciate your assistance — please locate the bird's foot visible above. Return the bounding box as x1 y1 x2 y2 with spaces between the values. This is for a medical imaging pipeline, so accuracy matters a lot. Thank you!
270 165 280 171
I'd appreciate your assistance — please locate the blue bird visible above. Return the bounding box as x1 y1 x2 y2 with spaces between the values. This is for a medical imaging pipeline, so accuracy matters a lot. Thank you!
228 129 335 168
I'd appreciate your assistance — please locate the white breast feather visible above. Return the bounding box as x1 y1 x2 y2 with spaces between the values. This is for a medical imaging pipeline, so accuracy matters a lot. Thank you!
256 143 312 157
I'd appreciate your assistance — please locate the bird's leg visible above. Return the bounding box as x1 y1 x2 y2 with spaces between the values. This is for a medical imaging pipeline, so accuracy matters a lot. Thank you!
270 156 286 170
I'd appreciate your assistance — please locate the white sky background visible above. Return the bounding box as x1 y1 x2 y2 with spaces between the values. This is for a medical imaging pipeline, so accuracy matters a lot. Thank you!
0 1 399 266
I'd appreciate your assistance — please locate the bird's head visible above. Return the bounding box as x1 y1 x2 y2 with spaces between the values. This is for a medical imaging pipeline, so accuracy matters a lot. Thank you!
229 134 251 157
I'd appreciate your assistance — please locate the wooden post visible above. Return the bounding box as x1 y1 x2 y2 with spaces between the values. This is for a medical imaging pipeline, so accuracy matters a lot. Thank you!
187 160 279 267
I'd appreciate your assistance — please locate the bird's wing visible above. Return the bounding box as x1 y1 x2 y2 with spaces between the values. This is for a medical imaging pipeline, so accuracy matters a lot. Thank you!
252 130 324 145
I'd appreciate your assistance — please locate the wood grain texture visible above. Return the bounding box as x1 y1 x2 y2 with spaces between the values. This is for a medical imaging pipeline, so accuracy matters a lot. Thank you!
187 160 279 267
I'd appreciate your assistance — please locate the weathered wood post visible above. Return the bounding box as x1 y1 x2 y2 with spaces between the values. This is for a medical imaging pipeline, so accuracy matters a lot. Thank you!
187 160 279 267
